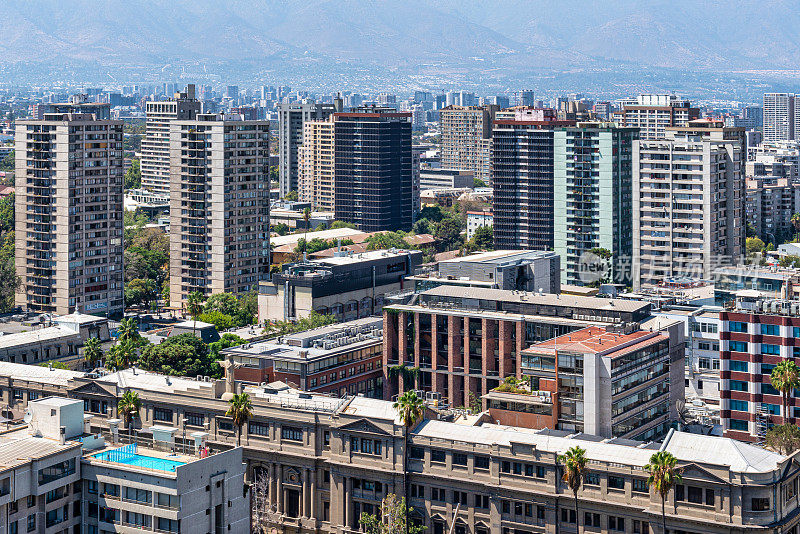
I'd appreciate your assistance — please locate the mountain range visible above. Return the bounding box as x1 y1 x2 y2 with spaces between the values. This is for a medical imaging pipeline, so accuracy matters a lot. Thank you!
3 0 800 86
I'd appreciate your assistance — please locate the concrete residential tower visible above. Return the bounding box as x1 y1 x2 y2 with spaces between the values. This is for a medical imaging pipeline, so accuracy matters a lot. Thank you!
277 101 335 197
140 84 201 194
633 120 746 289
169 114 270 309
439 105 499 184
298 117 335 211
15 107 124 316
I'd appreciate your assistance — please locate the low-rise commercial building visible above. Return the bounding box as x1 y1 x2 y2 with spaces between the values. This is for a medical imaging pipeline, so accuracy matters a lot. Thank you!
223 317 383 398
259 249 423 322
466 211 493 239
383 286 662 409
713 265 800 305
491 323 681 441
0 364 792 534
419 169 474 191
0 313 109 366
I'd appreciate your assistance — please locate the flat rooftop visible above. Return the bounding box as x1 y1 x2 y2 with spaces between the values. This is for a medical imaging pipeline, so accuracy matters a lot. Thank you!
0 325 80 349
0 361 84 386
223 317 382 361
524 326 666 358
417 286 652 314
270 228 367 248
0 434 80 470
439 249 554 265
316 248 417 266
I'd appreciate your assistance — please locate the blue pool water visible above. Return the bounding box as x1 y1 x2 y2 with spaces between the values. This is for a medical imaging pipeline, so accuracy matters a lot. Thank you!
92 450 185 472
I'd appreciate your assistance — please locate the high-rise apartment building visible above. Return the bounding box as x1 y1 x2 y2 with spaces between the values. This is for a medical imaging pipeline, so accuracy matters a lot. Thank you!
554 123 638 286
277 101 335 197
15 109 124 317
763 93 800 142
622 94 700 139
140 84 200 194
745 176 800 245
168 114 270 309
439 105 499 184
492 113 569 251
333 108 412 231
633 120 746 289
298 117 335 211
519 89 535 107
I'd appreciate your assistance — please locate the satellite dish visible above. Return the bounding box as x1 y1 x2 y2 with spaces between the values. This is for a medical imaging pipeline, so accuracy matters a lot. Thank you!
23 409 32 424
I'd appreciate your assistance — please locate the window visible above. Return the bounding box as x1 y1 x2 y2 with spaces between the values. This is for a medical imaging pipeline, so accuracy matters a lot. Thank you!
101 483 119 497
125 487 151 504
729 360 748 372
632 478 648 493
26 515 35 533
687 486 703 504
156 493 179 510
500 461 511 473
431 488 445 502
453 453 467 466
38 459 75 485
513 462 523 475
502 500 510 514
730 400 748 412
794 327 800 338
157 518 179 533
633 520 650 534
9 521 16 534
153 407 173 422
87 481 97 495
431 449 446 463
729 419 749 431
185 412 204 427
218 420 234 431
475 494 489 509
12 390 23 400
249 421 269 436
730 380 749 392
409 447 424 460
585 473 600 486
561 509 576 524
323 431 330 447
608 475 625 490
706 488 715 506
281 426 303 442
761 324 779 336
752 498 770 511
729 321 747 333
474 455 490 470
536 465 547 478
410 484 425 499
729 341 748 353
762 344 780 355
609 517 625 532
26 496 35 508
675 485 684 502
585 512 600 528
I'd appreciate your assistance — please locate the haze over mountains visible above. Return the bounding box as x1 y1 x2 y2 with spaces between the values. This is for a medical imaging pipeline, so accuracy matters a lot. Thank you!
3 0 800 88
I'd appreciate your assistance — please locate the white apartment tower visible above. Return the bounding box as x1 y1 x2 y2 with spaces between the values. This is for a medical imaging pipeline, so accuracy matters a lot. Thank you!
298 117 335 211
15 109 124 316
169 114 270 309
633 120 746 289
276 101 335 197
763 93 800 143
140 84 201 194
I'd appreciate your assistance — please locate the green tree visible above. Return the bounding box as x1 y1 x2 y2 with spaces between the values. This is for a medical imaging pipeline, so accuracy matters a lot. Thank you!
779 255 800 268
473 177 486 188
330 220 356 229
209 333 246 362
137 333 220 377
412 219 432 235
365 232 411 251
118 317 141 344
263 311 337 337
765 423 800 455
645 451 683 534
359 494 425 534
37 361 68 370
393 391 425 534
83 336 104 368
746 237 766 255
273 223 290 236
0 193 14 234
198 310 234 332
559 446 588 534
285 190 298 201
268 165 278 184
417 206 445 223
0 232 18 312
469 225 493 251
125 278 158 309
204 293 239 317
118 390 142 441
771 360 800 423
0 149 13 171
226 392 253 446
792 213 800 233
435 217 463 251
124 158 141 189
235 291 259 327
186 291 206 337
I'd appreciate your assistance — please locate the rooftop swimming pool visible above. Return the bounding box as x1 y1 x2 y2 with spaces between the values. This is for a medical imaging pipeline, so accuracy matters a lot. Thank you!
91 444 185 472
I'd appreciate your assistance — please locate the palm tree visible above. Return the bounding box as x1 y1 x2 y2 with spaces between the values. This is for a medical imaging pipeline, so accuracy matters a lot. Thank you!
392 391 424 534
558 446 587 533
226 393 253 446
792 212 800 234
302 207 311 259
186 291 205 337
770 360 800 424
83 336 104 368
645 451 682 534
118 317 138 344
117 390 142 443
